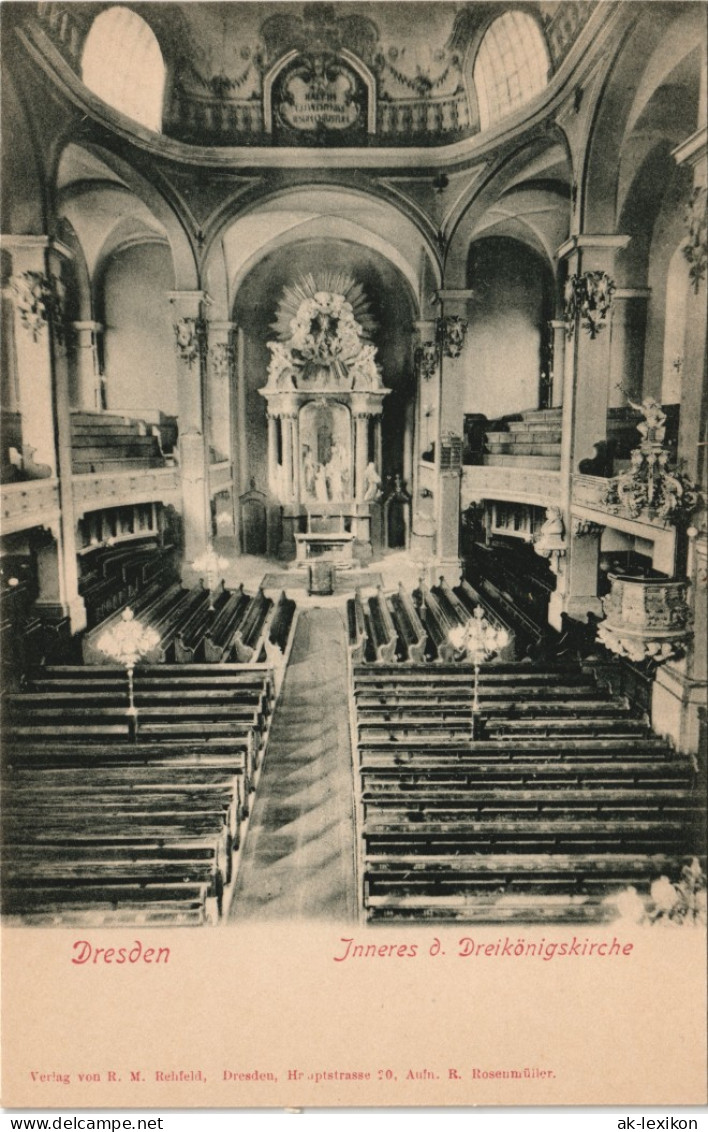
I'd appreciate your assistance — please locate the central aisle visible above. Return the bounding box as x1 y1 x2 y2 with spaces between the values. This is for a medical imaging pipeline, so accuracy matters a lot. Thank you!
229 606 358 921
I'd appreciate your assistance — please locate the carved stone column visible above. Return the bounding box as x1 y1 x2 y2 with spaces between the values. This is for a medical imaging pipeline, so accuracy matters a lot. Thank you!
558 235 630 472
558 236 629 621
548 319 567 408
281 411 294 502
71 320 103 410
410 318 439 558
206 319 236 540
653 125 708 755
5 236 86 631
290 414 301 504
235 325 249 498
267 416 279 497
277 411 299 560
206 320 234 464
672 126 707 487
608 290 651 406
354 411 370 501
168 290 209 568
49 240 86 632
435 291 471 580
5 236 58 477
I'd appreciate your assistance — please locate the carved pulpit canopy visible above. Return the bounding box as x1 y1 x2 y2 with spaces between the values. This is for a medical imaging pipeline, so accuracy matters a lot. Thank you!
261 273 389 401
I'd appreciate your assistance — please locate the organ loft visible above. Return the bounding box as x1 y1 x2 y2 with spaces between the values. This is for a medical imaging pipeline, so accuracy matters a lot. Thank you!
1 0 706 927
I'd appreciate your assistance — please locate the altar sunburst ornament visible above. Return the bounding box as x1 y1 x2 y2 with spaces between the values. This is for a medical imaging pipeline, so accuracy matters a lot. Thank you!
265 273 383 390
270 273 377 343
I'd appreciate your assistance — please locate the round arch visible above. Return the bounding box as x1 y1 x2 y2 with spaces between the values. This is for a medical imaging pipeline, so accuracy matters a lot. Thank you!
50 138 199 290
202 183 440 319
444 130 572 286
582 5 704 235
229 235 420 514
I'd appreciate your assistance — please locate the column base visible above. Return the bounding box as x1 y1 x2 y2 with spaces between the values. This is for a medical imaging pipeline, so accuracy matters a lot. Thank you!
353 539 373 565
566 595 603 620
36 596 87 635
410 522 436 559
434 558 464 587
653 662 707 756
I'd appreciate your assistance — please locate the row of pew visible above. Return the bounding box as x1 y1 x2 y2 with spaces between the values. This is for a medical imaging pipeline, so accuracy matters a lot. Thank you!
350 659 704 923
2 663 278 926
347 579 515 665
79 542 178 630
83 580 296 670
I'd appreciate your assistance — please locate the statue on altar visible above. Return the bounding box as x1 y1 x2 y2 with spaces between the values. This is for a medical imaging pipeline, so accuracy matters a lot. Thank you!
364 461 381 501
302 444 317 498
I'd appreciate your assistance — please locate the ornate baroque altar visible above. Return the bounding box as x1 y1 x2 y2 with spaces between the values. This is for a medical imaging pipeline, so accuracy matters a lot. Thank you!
260 275 390 562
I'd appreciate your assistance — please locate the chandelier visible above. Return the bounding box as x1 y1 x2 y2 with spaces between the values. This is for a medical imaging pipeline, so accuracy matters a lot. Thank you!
192 544 229 609
96 608 160 716
449 607 510 731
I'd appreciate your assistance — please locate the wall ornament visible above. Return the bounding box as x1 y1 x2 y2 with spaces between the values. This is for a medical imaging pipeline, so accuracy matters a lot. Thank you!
415 341 439 381
571 517 603 539
10 271 65 343
441 314 468 358
264 274 383 392
533 505 566 572
602 396 700 526
564 271 615 338
209 340 234 380
683 185 707 294
173 317 205 368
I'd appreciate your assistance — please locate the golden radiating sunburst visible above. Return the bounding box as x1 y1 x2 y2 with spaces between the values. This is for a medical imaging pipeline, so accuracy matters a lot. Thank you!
270 272 377 342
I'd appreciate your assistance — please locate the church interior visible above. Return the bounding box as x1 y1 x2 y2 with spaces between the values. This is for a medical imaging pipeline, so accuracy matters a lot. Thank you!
1 0 706 927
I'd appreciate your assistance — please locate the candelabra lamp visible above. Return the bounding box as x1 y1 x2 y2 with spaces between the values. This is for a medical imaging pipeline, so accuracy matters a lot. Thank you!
449 607 510 737
96 608 160 718
192 544 229 609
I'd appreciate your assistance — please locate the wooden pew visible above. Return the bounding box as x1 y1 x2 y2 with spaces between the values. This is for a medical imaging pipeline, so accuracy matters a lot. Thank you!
233 588 272 663
388 584 427 662
420 585 457 662
362 854 690 923
145 583 211 663
175 588 230 664
2 882 217 927
367 588 398 663
347 590 367 662
432 577 468 627
268 591 297 654
203 586 250 663
349 649 702 924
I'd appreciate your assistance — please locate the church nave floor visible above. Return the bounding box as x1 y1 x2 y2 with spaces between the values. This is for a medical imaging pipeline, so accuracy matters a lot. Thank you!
228 606 358 921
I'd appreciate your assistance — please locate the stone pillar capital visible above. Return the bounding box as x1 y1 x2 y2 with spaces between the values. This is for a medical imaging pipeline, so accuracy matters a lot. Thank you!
557 234 631 273
434 288 475 314
613 288 652 301
672 126 707 170
207 319 236 342
167 290 210 317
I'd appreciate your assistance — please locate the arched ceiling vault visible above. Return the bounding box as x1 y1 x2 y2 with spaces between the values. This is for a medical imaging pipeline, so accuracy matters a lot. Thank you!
203 185 441 318
444 133 572 284
52 140 199 288
582 5 703 234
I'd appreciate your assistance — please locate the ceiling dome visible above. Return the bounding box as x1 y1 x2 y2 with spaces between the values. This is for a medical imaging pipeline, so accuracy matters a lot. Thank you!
23 1 594 149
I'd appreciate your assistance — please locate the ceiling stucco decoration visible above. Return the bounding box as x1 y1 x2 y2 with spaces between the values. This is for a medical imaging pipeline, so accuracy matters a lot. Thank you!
26 2 599 151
